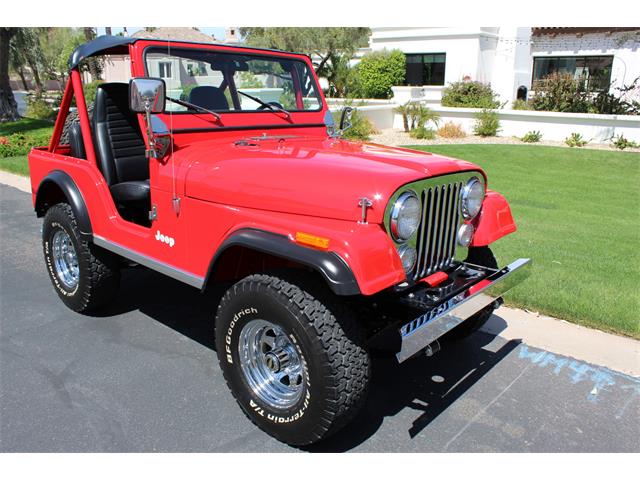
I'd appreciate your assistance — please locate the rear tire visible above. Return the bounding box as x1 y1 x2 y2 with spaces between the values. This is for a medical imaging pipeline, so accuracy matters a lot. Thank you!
445 246 498 340
215 273 370 446
42 203 120 312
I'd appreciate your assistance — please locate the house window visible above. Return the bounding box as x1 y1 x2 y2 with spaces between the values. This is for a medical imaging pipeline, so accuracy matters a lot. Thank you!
405 53 446 86
158 62 172 79
532 56 613 91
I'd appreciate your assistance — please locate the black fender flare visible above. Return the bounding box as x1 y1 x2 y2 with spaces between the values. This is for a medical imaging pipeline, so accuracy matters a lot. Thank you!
203 228 360 296
35 170 92 239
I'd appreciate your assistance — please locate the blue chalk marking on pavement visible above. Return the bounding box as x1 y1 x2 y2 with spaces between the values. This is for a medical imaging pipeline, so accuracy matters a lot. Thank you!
517 345 640 404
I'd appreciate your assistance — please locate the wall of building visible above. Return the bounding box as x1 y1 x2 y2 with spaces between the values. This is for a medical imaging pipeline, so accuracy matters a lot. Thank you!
490 27 533 107
368 27 640 107
530 32 640 95
102 55 132 83
369 28 500 85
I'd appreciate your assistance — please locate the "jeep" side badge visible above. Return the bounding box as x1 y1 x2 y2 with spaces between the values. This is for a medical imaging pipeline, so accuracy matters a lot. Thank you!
155 230 175 248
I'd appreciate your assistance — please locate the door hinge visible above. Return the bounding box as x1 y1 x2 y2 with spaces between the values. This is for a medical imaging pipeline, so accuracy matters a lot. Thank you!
149 204 158 222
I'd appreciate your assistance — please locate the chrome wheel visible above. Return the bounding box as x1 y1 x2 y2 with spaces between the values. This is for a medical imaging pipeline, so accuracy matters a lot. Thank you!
238 319 305 409
51 229 79 289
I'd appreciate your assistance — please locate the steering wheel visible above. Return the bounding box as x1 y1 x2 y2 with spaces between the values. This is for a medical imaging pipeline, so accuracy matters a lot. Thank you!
257 102 285 111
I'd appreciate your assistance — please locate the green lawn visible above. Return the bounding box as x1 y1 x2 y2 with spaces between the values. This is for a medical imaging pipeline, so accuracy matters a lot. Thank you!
0 117 54 136
0 118 54 177
407 144 640 338
0 155 29 176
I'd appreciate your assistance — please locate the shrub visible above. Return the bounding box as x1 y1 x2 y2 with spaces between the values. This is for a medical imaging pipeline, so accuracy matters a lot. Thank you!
565 132 588 147
441 81 501 108
521 130 542 143
356 49 406 99
531 73 639 115
591 89 640 115
531 73 591 113
82 80 104 106
180 84 198 101
610 134 639 150
512 99 531 110
340 108 377 141
237 71 265 89
25 96 55 120
409 126 436 140
473 109 501 136
437 122 466 138
0 130 53 157
394 102 440 132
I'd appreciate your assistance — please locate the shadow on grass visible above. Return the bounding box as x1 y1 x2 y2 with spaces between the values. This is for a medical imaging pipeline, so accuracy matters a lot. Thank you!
0 117 54 136
93 266 516 452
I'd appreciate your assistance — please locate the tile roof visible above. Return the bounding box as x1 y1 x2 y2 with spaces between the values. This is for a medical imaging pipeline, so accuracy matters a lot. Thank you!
131 27 216 43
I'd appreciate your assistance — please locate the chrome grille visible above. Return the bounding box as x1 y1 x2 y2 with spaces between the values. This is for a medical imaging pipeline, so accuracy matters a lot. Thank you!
413 181 463 280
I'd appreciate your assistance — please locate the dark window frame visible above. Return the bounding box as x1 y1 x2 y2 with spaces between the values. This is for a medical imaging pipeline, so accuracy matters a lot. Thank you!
143 46 323 114
531 55 614 91
158 61 172 79
404 53 446 86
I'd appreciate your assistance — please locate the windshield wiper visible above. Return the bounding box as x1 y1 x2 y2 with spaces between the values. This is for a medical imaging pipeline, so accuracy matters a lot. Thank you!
237 91 291 119
166 97 222 123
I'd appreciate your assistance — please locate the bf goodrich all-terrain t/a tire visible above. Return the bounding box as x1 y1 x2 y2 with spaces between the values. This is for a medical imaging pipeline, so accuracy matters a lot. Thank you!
215 273 370 446
42 203 120 313
445 246 499 340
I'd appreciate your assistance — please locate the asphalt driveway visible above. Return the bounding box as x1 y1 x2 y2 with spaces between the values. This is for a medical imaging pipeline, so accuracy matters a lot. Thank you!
1 183 638 452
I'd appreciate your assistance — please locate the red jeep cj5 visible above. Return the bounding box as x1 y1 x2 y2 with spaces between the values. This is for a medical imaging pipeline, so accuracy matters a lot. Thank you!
28 36 531 446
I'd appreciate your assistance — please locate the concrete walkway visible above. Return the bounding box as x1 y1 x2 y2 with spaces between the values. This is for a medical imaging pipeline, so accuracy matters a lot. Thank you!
1 172 638 377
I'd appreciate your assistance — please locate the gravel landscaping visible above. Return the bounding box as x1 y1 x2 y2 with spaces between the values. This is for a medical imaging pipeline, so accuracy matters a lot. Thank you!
370 128 640 153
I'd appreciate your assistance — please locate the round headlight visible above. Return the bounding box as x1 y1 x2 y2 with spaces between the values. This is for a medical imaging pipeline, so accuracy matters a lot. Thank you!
461 177 485 220
390 192 421 241
397 244 417 273
457 223 475 247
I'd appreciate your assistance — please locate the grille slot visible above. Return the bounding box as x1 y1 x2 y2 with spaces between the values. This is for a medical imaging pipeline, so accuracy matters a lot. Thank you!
414 181 463 280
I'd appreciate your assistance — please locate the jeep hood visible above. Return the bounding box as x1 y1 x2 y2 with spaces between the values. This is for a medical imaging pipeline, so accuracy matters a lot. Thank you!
182 136 482 224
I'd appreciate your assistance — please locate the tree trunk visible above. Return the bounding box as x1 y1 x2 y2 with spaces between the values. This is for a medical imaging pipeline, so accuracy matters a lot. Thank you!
17 67 28 90
0 28 20 122
28 59 43 94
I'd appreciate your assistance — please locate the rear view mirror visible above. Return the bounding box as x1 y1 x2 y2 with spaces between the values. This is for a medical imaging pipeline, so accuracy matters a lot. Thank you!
129 78 168 159
129 77 166 114
340 107 354 132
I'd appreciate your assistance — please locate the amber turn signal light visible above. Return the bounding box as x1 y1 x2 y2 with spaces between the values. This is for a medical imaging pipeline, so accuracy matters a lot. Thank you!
295 232 330 249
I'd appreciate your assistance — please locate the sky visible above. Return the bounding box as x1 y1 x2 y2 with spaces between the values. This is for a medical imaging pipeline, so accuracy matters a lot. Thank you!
96 27 228 41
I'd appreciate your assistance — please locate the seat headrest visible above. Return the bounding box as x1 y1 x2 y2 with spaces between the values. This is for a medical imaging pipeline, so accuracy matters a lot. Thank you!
93 83 131 123
188 86 229 111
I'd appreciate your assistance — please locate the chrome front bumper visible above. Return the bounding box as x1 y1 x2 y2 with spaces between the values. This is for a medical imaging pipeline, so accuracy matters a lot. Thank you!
396 258 531 363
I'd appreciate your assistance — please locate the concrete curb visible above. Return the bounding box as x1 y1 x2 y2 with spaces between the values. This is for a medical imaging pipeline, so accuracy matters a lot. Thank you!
484 306 640 377
0 171 30 194
1 174 638 376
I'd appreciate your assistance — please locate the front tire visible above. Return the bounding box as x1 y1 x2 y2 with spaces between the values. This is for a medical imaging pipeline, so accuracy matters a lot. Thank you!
42 203 120 312
215 273 370 446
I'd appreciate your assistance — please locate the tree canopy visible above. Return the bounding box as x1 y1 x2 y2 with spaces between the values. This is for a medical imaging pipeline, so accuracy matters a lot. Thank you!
239 27 370 94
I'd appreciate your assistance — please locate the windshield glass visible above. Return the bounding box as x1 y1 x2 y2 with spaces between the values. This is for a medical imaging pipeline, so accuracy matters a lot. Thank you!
145 47 322 113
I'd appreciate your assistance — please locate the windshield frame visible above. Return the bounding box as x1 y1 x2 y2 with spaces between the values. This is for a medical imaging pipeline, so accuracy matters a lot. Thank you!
142 45 324 115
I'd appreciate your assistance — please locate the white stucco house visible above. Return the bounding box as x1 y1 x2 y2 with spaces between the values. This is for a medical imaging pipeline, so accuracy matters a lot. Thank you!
362 27 640 108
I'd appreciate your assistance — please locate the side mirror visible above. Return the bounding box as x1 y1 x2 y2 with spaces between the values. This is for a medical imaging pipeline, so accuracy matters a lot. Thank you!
129 78 168 159
129 77 166 114
339 106 354 132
